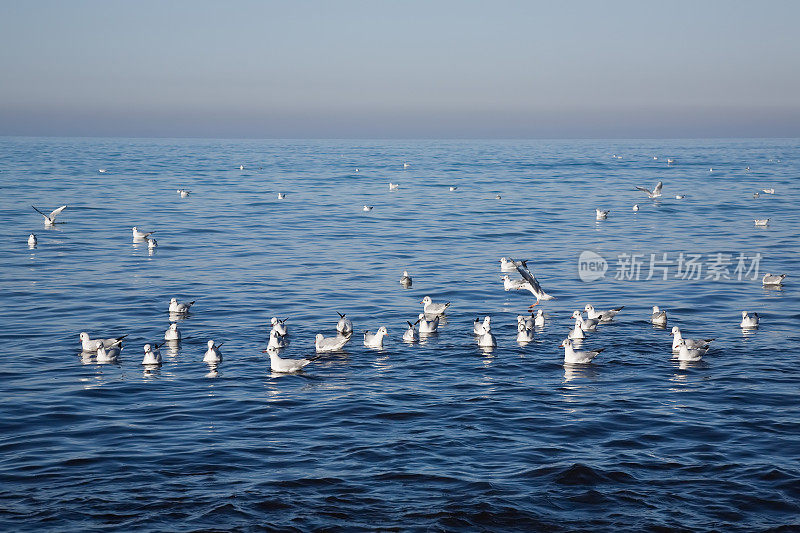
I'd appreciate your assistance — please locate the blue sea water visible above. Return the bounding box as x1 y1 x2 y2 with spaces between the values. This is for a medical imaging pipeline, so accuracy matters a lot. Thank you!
0 137 798 531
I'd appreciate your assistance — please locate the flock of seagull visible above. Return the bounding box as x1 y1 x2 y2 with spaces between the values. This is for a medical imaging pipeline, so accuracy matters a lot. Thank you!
25 161 787 374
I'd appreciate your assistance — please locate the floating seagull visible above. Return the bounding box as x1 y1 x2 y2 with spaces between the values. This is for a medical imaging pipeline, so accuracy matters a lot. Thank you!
651 306 668 326
363 205 373 212
568 318 586 340
596 208 609 220
473 316 491 335
169 298 195 314
400 270 412 287
388 183 399 190
267 329 288 349
585 304 624 322
635 181 663 198
402 320 419 342
142 343 162 365
263 347 317 373
28 234 37 246
753 192 760 199
571 310 598 331
164 323 181 341
403 163 410 169
32 205 67 226
495 194 502 199
511 259 554 308
516 322 534 343
80 332 128 352
177 189 191 198
517 314 534 330
96 339 122 363
560 338 603 364
146 237 157 249
315 333 350 352
132 227 155 240
502 275 532 291
667 159 675 165
762 188 775 194
754 219 769 226
477 329 496 347
98 168 107 173
336 312 353 335
632 204 639 212
449 186 457 191
421 296 450 315
270 317 288 336
239 164 244 170
740 311 759 329
762 273 786 286
499 257 519 272
534 309 545 327
418 313 439 334
670 326 713 351
709 168 714 172
277 192 286 199
364 326 388 348
203 340 223 363
675 195 685 199
675 339 706 362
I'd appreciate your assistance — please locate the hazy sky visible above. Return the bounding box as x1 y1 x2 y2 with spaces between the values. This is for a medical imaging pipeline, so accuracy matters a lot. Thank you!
2 0 799 138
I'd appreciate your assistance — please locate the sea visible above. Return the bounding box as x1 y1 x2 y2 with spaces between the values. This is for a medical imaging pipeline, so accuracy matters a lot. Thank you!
0 137 798 531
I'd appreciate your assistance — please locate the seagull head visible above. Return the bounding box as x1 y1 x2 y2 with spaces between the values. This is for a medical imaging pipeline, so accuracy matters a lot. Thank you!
79 332 89 341
170 298 178 304
741 311 748 318
207 340 215 349
169 323 178 331
559 339 572 348
270 317 278 325
144 344 152 352
652 306 660 313
584 304 594 312
421 296 432 305
571 310 581 319
670 326 680 336
377 326 388 335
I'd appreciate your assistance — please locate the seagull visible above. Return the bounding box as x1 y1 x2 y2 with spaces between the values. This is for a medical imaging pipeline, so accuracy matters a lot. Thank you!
28 234 37 246
336 312 353 335
517 314 534 330
315 333 350 352
667 159 675 165
388 183 399 190
516 322 534 343
477 330 496 347
132 227 155 240
560 338 603 364
146 237 157 249
177 189 191 198
98 168 107 173
267 329 288 349
239 164 244 170
142 343 162 365
499 257 519 272
32 205 67 226
534 309 545 327
421 296 450 315
651 306 668 326
762 188 775 194
277 192 286 199
169 298 195 314
753 192 760 199
585 304 624 322
495 194 502 199
675 339 706 362
262 347 318 373
571 310 599 331
632 204 639 212
80 332 128 352
363 205 373 212
403 163 410 169
203 340 223 363
402 320 419 342
670 326 713 351
417 313 439 334
762 273 786 286
270 317 288 336
512 259 554 308
568 318 586 340
164 323 181 341
635 181 663 198
449 186 457 191
754 219 769 226
502 275 532 291
400 270 412 287
364 326 388 348
473 316 491 335
96 339 122 363
740 311 759 329
596 208 609 220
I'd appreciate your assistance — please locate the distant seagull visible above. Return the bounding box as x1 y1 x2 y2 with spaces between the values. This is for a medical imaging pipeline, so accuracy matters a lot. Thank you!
675 195 685 199
80 332 128 352
164 323 181 341
651 306 668 326
754 219 769 226
473 316 491 335
277 192 286 199
571 310 598 331
98 168 107 173
203 340 223 363
263 347 317 373
146 237 157 250
403 162 410 169
499 257 519 272
653 156 658 160
512 259 554 308
355 168 359 172
595 208 609 220
676 339 706 362
417 313 439 334
132 227 155 240
534 309 545 327
315 333 350 352
745 166 751 171
762 273 786 286
476 327 496 347
177 189 191 198
670 326 713 351
632 204 639 212
635 181 663 198
402 320 419 342
585 304 623 322
169 298 195 314
516 322 534 343
388 182 399 190
502 275 532 292
753 192 760 198
667 159 675 165
32 205 67 226
568 317 585 340
709 168 714 172
421 296 449 315
517 314 534 330
400 270 412 287
270 317 288 337
762 188 775 194
336 312 353 335
740 311 759 329
142 343 162 365
495 194 502 199
239 164 244 170
363 205 373 211
27 234 37 247
364 326 388 348
266 329 288 350
560 338 603 364
449 186 457 191
96 340 122 363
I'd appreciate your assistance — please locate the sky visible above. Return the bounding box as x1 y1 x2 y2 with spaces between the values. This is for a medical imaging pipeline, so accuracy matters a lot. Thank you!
1 0 799 138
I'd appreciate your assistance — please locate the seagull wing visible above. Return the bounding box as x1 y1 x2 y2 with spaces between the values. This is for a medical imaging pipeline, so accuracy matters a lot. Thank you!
32 205 49 220
49 205 67 220
653 182 663 196
634 186 652 195
513 260 547 298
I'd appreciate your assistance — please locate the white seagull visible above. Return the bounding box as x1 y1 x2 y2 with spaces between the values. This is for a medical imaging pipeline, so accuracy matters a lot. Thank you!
32 205 67 226
596 208 609 220
754 219 769 226
417 313 439 334
267 329 288 350
270 317 288 336
560 338 603 364
203 340 223 363
80 332 128 352
146 237 158 249
336 313 353 335
142 343 162 365
762 188 775 194
277 192 286 200
651 306 668 326
96 340 122 363
449 186 457 191
177 189 191 198
632 204 639 212
676 339 706 361
502 275 532 292
164 323 181 341
762 273 786 286
516 322 534 343
571 310 599 331
263 347 317 373
568 318 586 340
670 326 713 351
388 182 399 190
421 296 450 316
740 311 759 329
534 309 545 327
132 227 155 240
477 330 496 347
363 205 373 212
28 234 37 246
400 270 412 287
364 326 388 348
517 314 534 330
585 304 624 322
402 320 419 342
499 257 518 272
512 259 554 308
635 181 663 198
169 298 195 314
473 316 491 335
315 333 351 352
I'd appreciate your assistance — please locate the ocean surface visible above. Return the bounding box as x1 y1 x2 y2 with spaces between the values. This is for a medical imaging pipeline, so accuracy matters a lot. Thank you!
0 137 798 531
